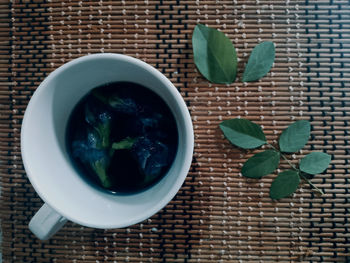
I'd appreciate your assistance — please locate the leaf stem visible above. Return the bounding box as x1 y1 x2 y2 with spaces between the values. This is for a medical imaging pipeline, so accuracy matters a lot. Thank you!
266 143 277 151
280 153 298 171
299 173 325 196
267 143 325 196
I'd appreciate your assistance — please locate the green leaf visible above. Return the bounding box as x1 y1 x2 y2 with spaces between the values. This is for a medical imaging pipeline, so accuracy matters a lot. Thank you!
299 152 331 174
112 137 137 150
242 41 275 82
242 150 280 178
96 123 111 148
85 103 112 149
219 118 267 149
270 170 300 200
192 24 237 84
279 120 311 153
92 159 112 188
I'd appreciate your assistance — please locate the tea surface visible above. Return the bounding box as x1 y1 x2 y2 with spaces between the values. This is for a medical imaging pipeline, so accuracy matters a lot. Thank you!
66 82 178 193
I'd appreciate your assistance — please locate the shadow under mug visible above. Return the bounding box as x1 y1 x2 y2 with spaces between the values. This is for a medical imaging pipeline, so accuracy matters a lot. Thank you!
21 54 194 240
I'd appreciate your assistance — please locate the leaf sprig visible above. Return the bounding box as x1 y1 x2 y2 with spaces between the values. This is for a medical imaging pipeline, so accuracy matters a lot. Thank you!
192 24 331 200
219 119 332 200
192 24 275 84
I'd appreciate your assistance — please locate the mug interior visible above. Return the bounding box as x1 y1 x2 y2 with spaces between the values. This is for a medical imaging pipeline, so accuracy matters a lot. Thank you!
21 54 193 228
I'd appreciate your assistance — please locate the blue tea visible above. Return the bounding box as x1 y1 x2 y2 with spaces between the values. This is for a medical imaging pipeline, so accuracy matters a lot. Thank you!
66 82 178 193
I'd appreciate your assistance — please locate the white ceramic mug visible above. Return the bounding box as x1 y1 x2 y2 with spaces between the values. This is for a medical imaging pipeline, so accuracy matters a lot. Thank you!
21 54 194 240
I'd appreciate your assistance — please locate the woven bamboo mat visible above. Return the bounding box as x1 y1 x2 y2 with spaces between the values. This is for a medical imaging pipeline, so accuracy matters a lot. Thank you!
1 0 349 262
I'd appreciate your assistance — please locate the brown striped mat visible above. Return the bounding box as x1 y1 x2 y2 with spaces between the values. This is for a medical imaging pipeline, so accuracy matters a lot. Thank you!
0 0 349 262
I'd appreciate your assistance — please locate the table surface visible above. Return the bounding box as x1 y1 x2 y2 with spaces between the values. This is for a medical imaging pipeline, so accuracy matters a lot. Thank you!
1 0 349 262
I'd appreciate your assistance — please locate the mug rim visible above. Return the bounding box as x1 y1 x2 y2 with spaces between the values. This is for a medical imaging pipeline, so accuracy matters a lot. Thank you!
21 53 194 228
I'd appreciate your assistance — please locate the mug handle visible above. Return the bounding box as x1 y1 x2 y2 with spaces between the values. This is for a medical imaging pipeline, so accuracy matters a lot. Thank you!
29 203 68 240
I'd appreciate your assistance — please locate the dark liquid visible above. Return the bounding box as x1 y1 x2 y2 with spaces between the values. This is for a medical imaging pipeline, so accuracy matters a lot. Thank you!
66 82 178 194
